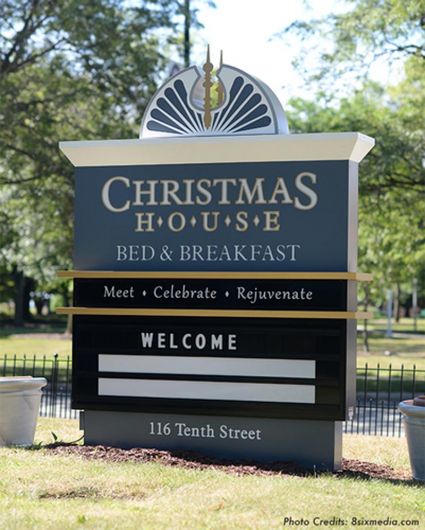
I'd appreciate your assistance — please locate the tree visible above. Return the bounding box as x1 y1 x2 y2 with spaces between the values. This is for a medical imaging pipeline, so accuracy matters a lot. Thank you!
172 0 216 67
282 0 425 84
0 1 186 325
286 82 425 336
281 0 425 191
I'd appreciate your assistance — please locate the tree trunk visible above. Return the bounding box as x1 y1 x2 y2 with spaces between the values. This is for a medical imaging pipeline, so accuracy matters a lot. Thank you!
59 282 72 335
363 284 370 352
183 0 191 67
13 269 25 327
23 278 34 321
66 314 73 335
34 298 44 316
412 278 418 332
60 283 71 308
394 282 401 322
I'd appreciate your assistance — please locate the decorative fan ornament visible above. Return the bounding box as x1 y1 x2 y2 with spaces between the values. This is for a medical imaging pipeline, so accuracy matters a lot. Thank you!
140 48 289 138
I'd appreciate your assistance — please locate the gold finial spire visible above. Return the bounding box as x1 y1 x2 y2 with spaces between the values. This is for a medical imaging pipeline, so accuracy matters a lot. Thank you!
203 44 213 129
216 50 224 106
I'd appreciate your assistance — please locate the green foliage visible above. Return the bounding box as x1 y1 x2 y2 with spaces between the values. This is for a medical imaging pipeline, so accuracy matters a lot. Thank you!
283 0 425 307
283 0 425 86
0 1 191 314
287 85 425 299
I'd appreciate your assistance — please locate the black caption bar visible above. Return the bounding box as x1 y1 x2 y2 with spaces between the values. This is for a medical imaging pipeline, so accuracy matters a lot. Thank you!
74 278 347 311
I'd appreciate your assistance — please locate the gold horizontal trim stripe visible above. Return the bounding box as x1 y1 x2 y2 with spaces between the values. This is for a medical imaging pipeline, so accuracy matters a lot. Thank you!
57 270 373 281
56 307 372 320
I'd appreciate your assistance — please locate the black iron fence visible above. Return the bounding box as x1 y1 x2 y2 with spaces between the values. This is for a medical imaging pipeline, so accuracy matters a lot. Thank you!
345 364 425 437
1 354 77 420
1 354 424 436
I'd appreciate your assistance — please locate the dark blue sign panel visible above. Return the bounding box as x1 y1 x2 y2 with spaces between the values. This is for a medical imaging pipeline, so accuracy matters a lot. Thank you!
74 160 353 271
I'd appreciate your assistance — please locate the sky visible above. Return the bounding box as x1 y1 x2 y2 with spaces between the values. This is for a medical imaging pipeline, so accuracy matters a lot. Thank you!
190 0 345 105
186 0 397 107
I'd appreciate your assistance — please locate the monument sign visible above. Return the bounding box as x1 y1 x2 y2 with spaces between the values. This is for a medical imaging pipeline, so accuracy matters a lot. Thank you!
58 51 374 469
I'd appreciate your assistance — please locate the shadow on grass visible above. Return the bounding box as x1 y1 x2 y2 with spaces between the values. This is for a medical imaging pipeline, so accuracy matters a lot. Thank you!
0 320 67 338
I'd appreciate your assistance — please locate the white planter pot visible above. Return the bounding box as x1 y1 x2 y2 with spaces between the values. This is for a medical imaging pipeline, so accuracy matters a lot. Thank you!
398 399 425 481
0 377 47 447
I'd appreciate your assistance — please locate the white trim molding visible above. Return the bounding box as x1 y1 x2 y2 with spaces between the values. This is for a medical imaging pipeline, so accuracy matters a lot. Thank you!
59 132 374 167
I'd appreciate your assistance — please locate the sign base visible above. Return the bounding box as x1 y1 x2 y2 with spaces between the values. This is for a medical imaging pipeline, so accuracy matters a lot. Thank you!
80 410 342 470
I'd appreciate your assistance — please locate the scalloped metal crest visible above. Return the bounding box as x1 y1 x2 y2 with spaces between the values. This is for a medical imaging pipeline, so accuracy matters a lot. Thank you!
140 63 289 138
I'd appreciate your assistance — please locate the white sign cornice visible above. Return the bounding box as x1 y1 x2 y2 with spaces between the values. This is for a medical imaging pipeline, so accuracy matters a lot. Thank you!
59 132 375 168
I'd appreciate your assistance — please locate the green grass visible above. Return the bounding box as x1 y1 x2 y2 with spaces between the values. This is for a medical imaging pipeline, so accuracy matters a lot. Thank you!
364 317 425 334
0 336 71 358
356 369 425 394
357 333 425 370
0 418 423 529
0 323 71 358
0 322 67 338
356 317 425 369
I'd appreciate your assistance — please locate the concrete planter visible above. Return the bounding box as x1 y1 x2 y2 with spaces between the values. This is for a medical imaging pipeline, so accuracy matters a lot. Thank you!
0 377 47 447
398 397 425 481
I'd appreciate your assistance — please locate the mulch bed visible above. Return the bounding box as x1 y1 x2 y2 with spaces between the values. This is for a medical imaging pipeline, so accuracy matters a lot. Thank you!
46 444 413 482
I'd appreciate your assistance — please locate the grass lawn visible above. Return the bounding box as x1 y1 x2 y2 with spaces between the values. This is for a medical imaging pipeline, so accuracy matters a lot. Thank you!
0 418 423 530
0 323 71 359
0 336 71 358
364 318 425 334
357 335 425 370
356 318 425 369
